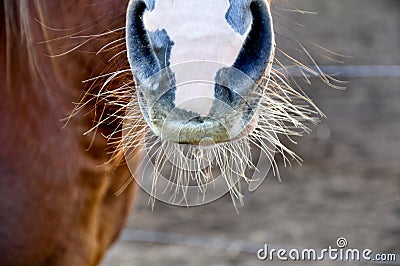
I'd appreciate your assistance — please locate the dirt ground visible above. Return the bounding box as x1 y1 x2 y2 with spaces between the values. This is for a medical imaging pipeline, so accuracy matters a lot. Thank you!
102 1 400 265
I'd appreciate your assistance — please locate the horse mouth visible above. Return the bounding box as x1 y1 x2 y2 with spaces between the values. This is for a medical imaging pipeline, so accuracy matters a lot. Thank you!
154 117 233 145
155 117 256 146
150 110 259 145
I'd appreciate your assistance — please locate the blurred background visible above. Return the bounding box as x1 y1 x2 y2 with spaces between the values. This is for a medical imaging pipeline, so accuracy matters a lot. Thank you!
102 0 400 265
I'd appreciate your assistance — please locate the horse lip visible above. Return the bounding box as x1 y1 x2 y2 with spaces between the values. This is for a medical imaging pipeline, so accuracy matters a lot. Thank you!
156 117 230 145
149 114 258 145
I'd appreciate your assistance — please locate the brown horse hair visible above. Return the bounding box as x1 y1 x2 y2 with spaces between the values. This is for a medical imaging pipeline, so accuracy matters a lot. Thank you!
2 0 133 165
2 1 51 90
1 2 140 265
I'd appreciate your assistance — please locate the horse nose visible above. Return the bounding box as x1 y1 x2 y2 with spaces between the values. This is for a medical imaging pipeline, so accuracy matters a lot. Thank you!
126 0 275 143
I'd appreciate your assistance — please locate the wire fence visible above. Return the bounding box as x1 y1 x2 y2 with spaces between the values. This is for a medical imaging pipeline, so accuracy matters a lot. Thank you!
278 65 400 78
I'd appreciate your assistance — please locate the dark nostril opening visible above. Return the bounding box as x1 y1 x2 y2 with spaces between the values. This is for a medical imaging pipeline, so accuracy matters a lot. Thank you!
190 116 205 123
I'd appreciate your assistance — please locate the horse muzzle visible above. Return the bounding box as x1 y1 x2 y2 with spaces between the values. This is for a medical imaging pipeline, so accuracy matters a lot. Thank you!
126 0 275 144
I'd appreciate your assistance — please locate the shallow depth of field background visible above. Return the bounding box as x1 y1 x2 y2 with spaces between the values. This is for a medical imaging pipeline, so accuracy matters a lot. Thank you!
102 1 400 265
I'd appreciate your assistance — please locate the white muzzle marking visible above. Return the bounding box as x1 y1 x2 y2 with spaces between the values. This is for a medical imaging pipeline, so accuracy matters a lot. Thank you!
143 0 251 116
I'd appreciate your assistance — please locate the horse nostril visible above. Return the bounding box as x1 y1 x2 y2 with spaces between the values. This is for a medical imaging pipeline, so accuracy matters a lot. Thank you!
232 0 275 93
126 0 161 87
